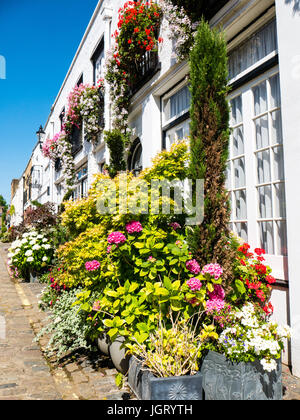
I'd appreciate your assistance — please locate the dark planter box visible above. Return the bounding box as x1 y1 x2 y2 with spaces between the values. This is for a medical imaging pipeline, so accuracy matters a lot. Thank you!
200 350 282 400
128 357 203 400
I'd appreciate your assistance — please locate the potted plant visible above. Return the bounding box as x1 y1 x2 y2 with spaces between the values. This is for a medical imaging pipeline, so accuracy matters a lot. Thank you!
127 316 206 400
200 302 291 400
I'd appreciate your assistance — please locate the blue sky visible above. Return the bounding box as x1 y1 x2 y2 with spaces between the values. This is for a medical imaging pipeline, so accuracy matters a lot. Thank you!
0 0 99 203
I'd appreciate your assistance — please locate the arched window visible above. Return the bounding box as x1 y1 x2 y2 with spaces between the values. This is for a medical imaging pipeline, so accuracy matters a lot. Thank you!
128 138 143 176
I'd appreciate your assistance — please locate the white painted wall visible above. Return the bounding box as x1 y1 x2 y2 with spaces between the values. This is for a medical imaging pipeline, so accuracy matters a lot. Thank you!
10 178 23 226
275 0 300 378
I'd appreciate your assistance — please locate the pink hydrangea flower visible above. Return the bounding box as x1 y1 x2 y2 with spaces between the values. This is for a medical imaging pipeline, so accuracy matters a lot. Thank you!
186 259 201 275
107 231 127 245
208 284 225 300
85 260 101 272
187 277 202 291
170 222 181 230
126 221 143 234
206 298 225 313
201 263 223 280
92 300 101 312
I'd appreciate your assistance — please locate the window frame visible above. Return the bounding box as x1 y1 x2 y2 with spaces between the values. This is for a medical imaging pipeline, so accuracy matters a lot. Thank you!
161 81 191 150
228 65 288 282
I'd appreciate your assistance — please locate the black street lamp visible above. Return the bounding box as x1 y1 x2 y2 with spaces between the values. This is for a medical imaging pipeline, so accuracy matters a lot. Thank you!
36 125 45 149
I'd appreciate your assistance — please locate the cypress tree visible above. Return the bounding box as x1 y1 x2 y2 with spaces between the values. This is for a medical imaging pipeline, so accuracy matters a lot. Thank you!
188 19 236 285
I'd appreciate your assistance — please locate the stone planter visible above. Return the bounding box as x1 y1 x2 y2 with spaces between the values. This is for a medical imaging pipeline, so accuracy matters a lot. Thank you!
97 334 110 356
109 336 130 374
200 350 282 400
29 272 38 283
128 357 203 400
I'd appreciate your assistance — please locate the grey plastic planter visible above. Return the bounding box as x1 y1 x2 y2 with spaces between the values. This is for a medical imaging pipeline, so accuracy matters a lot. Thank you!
97 334 110 356
201 350 282 400
128 357 203 400
109 336 130 374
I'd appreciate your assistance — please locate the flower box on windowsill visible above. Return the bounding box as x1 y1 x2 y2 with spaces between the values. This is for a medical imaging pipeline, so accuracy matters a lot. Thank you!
200 350 282 400
128 357 203 400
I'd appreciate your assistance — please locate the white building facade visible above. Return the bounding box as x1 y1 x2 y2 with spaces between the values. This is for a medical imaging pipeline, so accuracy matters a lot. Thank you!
10 0 300 376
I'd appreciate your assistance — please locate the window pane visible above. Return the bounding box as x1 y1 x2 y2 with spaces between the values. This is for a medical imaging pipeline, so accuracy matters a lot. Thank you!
276 221 288 256
254 81 267 116
169 85 191 120
255 116 269 149
233 158 246 188
269 73 281 108
257 150 271 184
271 110 283 144
258 185 273 218
226 163 231 190
273 146 285 180
274 183 286 218
231 96 243 125
234 189 247 220
259 221 274 254
232 126 244 156
228 20 277 79
235 222 248 242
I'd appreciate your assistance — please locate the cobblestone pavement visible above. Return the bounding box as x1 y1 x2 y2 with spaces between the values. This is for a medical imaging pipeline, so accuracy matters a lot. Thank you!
0 242 299 400
0 243 132 400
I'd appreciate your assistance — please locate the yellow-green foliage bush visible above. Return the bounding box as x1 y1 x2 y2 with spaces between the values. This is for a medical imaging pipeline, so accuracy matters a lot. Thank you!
56 225 108 288
61 196 102 236
141 140 189 181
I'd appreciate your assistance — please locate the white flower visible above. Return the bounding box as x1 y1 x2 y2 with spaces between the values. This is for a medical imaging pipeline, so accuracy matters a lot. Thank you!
11 240 22 249
32 244 41 250
42 256 48 262
260 358 277 372
25 250 33 257
27 257 34 263
43 244 51 250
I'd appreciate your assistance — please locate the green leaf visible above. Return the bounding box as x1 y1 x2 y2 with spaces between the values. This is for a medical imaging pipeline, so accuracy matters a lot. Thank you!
107 328 119 340
105 290 118 298
172 280 181 291
103 319 114 328
235 279 246 295
134 242 145 249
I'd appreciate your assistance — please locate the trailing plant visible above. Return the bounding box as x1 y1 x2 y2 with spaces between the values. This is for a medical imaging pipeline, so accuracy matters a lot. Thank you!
105 0 163 133
35 288 93 358
160 0 195 61
188 19 236 287
64 80 105 143
42 130 75 188
104 129 127 178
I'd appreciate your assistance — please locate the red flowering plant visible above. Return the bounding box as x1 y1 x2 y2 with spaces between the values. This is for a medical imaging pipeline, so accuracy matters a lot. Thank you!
229 242 276 314
105 0 163 132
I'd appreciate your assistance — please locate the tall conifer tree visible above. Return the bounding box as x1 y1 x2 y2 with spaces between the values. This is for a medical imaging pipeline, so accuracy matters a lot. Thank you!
188 20 236 284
